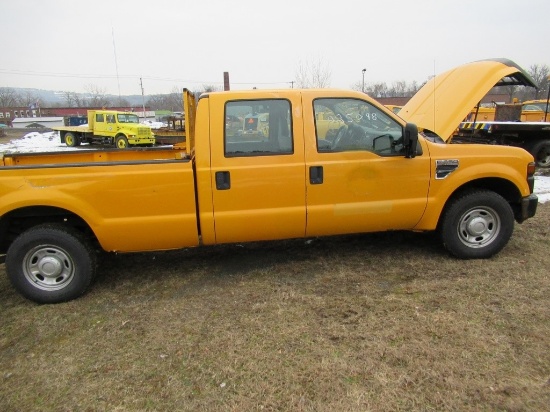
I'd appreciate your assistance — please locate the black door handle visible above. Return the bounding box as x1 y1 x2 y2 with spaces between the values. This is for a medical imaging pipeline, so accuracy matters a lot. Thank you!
309 166 323 184
215 171 231 190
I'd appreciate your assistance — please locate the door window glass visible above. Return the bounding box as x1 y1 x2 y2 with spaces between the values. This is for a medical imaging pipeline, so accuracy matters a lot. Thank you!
313 98 404 155
224 99 293 157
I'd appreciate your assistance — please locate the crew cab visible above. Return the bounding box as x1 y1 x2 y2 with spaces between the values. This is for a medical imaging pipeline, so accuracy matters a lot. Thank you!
0 59 538 303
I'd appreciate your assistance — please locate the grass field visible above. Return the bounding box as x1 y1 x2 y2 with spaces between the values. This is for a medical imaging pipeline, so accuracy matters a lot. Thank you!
1 204 549 411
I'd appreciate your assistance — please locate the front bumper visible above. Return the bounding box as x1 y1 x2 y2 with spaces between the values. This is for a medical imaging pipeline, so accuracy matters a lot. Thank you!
517 194 538 223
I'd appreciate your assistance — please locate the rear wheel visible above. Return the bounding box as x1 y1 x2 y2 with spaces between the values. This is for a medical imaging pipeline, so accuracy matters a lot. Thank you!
115 135 129 149
529 140 550 168
65 132 80 147
6 224 97 304
439 190 514 259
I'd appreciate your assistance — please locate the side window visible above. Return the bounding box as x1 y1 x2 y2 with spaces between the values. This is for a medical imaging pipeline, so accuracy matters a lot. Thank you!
224 99 293 157
313 98 404 155
106 114 116 123
96 113 104 122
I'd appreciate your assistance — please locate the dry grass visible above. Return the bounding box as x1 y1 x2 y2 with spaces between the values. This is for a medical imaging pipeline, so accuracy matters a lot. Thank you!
1 205 549 411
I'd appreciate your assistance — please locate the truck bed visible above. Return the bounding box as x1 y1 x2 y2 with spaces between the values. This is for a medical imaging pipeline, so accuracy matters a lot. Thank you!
1 146 189 167
52 125 93 133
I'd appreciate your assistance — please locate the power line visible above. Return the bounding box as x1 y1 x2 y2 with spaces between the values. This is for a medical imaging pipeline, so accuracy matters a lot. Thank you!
0 69 293 87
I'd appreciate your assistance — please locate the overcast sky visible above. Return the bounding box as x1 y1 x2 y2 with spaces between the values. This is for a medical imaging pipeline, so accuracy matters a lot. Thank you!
1 0 549 96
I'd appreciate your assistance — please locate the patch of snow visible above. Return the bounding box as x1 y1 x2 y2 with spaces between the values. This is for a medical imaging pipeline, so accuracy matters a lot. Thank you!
142 120 167 129
0 131 84 153
534 174 550 204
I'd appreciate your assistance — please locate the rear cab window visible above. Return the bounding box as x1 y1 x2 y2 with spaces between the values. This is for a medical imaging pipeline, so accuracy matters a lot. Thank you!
224 99 293 157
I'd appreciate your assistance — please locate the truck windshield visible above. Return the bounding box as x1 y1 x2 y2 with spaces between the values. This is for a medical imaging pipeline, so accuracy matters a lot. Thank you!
117 114 140 124
522 103 550 112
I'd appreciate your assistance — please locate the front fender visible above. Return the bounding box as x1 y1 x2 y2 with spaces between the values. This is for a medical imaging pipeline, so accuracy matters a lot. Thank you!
414 147 533 230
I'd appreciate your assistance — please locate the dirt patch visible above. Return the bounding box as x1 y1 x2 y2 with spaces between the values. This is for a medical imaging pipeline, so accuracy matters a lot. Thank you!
0 128 35 144
1 206 549 411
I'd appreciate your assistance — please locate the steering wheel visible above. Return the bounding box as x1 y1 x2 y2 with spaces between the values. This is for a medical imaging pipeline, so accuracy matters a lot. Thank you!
332 124 368 150
331 126 349 149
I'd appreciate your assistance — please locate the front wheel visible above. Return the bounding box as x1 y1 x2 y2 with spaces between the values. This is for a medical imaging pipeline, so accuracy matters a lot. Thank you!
6 224 97 303
439 190 514 259
115 135 129 149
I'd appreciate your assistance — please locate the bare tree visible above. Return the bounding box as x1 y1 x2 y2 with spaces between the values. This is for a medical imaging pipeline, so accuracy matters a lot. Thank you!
17 90 42 109
528 64 550 99
146 94 168 111
146 87 184 112
366 82 389 98
351 79 420 97
61 91 80 107
199 84 222 93
295 58 331 88
390 81 407 97
165 86 184 112
112 96 131 107
85 84 111 107
0 87 20 107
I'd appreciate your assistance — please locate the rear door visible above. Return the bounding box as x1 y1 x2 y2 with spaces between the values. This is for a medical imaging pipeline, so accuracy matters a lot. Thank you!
208 93 307 244
93 112 108 136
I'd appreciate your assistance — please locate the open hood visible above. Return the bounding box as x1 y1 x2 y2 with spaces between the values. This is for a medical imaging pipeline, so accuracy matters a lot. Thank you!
398 58 537 141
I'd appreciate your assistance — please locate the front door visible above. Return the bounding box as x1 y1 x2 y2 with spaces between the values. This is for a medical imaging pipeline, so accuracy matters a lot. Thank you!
303 95 431 237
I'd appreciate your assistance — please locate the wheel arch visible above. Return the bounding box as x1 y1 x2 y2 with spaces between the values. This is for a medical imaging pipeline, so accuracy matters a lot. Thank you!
0 205 99 255
437 177 523 229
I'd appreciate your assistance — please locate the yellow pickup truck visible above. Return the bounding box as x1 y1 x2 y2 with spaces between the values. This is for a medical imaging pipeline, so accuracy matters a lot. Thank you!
0 58 538 303
53 110 155 149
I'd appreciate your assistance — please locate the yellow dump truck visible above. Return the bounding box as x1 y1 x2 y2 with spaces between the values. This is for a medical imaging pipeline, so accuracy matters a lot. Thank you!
52 110 155 149
0 58 538 303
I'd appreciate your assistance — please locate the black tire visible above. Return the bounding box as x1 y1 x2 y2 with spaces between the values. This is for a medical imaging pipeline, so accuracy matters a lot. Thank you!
115 135 129 149
5 224 97 304
65 132 80 147
528 140 550 168
439 190 514 259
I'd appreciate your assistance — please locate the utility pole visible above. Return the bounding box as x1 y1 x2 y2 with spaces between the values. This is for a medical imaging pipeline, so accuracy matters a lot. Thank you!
140 77 146 120
362 68 366 93
544 75 550 122
224 72 230 91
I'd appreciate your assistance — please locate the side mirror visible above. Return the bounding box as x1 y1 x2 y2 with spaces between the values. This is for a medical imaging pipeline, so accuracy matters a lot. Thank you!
404 123 418 158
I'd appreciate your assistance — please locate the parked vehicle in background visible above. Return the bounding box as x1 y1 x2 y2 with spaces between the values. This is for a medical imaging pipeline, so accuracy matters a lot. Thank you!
384 105 402 114
52 110 155 149
152 115 186 145
520 99 550 122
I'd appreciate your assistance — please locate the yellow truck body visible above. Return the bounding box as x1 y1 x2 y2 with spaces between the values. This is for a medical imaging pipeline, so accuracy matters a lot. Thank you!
53 110 155 149
0 59 538 303
466 100 550 123
520 99 550 122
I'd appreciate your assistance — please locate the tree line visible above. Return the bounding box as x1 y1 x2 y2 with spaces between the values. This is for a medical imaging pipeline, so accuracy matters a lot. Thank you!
2 64 549 111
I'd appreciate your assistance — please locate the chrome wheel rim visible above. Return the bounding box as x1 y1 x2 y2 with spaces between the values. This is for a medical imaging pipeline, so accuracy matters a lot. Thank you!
457 206 501 248
23 245 75 291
